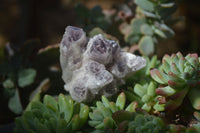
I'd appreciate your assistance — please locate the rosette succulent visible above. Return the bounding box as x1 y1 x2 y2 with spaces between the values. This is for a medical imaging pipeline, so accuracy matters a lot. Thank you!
88 92 138 132
128 81 165 113
167 124 198 133
60 26 146 102
150 52 200 111
14 94 89 133
112 111 166 133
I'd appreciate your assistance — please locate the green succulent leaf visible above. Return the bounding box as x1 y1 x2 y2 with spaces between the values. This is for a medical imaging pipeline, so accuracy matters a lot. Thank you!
18 68 37 88
103 117 115 130
147 81 156 97
126 80 161 113
79 105 89 128
109 102 118 113
44 95 58 110
141 24 153 36
134 84 147 97
135 0 155 12
102 96 110 108
156 86 176 97
150 68 168 84
8 89 23 114
89 92 137 131
116 92 126 110
150 52 200 111
131 18 146 34
125 101 138 112
142 103 151 112
15 94 89 133
113 112 165 133
3 79 15 89
153 102 165 112
58 94 74 122
188 89 200 110
154 28 167 38
138 36 154 56
125 33 140 44
112 111 135 126
142 94 152 103
71 115 81 131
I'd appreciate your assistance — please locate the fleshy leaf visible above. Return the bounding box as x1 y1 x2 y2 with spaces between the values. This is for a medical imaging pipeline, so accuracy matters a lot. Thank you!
103 117 115 129
58 94 74 122
188 89 200 110
125 101 138 112
156 86 176 97
138 36 154 56
141 24 153 36
8 89 23 114
134 84 147 97
44 95 58 110
112 111 134 126
18 68 37 88
3 79 15 89
150 68 168 84
116 92 126 110
79 105 89 128
135 0 155 12
130 18 146 34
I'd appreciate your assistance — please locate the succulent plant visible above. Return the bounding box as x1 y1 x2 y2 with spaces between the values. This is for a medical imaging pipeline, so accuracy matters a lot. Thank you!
0 39 63 115
167 124 198 133
127 55 161 84
88 92 138 131
191 111 200 132
112 110 166 133
123 56 164 113
14 94 89 133
150 52 200 111
127 81 166 113
60 26 146 102
0 42 38 114
119 0 176 56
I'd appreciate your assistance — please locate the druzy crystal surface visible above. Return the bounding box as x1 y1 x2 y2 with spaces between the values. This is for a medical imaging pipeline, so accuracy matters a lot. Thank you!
60 26 146 102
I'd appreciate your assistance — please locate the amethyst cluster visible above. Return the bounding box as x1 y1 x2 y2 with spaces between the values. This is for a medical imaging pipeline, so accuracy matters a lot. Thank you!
60 26 146 102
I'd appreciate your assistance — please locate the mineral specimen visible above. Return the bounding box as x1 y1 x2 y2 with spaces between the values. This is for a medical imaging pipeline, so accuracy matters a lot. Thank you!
60 26 146 102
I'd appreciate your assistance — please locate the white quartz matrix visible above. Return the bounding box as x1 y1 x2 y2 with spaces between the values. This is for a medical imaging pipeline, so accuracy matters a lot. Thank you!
60 26 146 102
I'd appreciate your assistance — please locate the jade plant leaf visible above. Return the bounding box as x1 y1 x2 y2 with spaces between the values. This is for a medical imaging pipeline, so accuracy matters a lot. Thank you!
119 0 177 56
141 24 153 36
135 0 155 12
125 34 140 44
3 78 15 89
131 18 146 34
18 68 37 88
8 89 23 114
138 36 154 56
